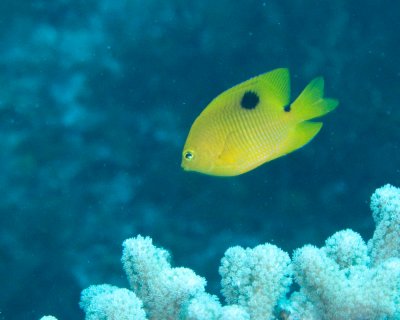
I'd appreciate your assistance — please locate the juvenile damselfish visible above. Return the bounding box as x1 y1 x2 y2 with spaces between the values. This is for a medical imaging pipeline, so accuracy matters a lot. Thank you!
181 68 338 176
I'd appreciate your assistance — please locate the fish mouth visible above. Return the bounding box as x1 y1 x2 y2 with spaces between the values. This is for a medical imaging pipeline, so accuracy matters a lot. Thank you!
181 161 190 171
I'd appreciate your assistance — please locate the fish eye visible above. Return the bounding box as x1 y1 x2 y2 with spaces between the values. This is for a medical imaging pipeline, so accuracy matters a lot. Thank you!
184 151 194 161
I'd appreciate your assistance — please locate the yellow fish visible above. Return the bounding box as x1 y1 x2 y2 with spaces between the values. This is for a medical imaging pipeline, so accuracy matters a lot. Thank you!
181 68 338 176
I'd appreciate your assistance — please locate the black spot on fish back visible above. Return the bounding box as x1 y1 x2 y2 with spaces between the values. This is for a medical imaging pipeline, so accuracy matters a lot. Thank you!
284 104 291 112
241 91 259 110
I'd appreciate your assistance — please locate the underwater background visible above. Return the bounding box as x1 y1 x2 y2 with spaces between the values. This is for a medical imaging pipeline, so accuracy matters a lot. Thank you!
0 0 399 319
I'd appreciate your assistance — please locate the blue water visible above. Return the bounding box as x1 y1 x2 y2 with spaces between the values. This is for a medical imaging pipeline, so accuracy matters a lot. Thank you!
0 1 399 319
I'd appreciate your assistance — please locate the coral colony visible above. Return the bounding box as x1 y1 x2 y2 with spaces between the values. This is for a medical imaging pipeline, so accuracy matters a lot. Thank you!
40 184 400 320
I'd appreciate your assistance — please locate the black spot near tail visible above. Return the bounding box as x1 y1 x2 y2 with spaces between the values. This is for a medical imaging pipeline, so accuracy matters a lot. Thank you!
241 91 259 110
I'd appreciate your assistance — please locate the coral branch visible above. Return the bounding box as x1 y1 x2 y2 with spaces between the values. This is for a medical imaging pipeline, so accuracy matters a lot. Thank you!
40 184 400 320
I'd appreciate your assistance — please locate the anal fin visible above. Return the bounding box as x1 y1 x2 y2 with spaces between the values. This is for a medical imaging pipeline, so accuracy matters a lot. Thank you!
277 121 323 156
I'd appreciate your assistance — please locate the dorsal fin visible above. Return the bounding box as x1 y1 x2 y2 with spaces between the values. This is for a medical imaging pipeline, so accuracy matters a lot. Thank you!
211 68 291 110
255 68 291 108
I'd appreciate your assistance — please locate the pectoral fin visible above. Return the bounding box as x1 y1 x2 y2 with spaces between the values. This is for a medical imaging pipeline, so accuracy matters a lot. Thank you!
218 131 241 165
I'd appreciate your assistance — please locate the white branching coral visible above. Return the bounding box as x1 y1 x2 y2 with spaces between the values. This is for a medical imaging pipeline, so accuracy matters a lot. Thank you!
369 184 400 266
323 229 370 268
291 245 400 319
288 184 400 320
40 184 400 320
219 244 292 320
122 236 207 320
80 284 146 320
120 235 250 320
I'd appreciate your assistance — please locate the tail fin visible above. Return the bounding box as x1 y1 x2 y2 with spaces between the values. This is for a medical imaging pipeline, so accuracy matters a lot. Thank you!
291 77 338 121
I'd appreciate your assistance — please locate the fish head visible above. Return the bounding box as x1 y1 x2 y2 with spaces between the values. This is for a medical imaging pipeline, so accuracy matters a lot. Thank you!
181 140 217 175
181 116 223 175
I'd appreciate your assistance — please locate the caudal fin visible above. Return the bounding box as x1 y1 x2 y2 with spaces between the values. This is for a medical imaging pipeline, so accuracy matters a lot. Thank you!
291 77 338 121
